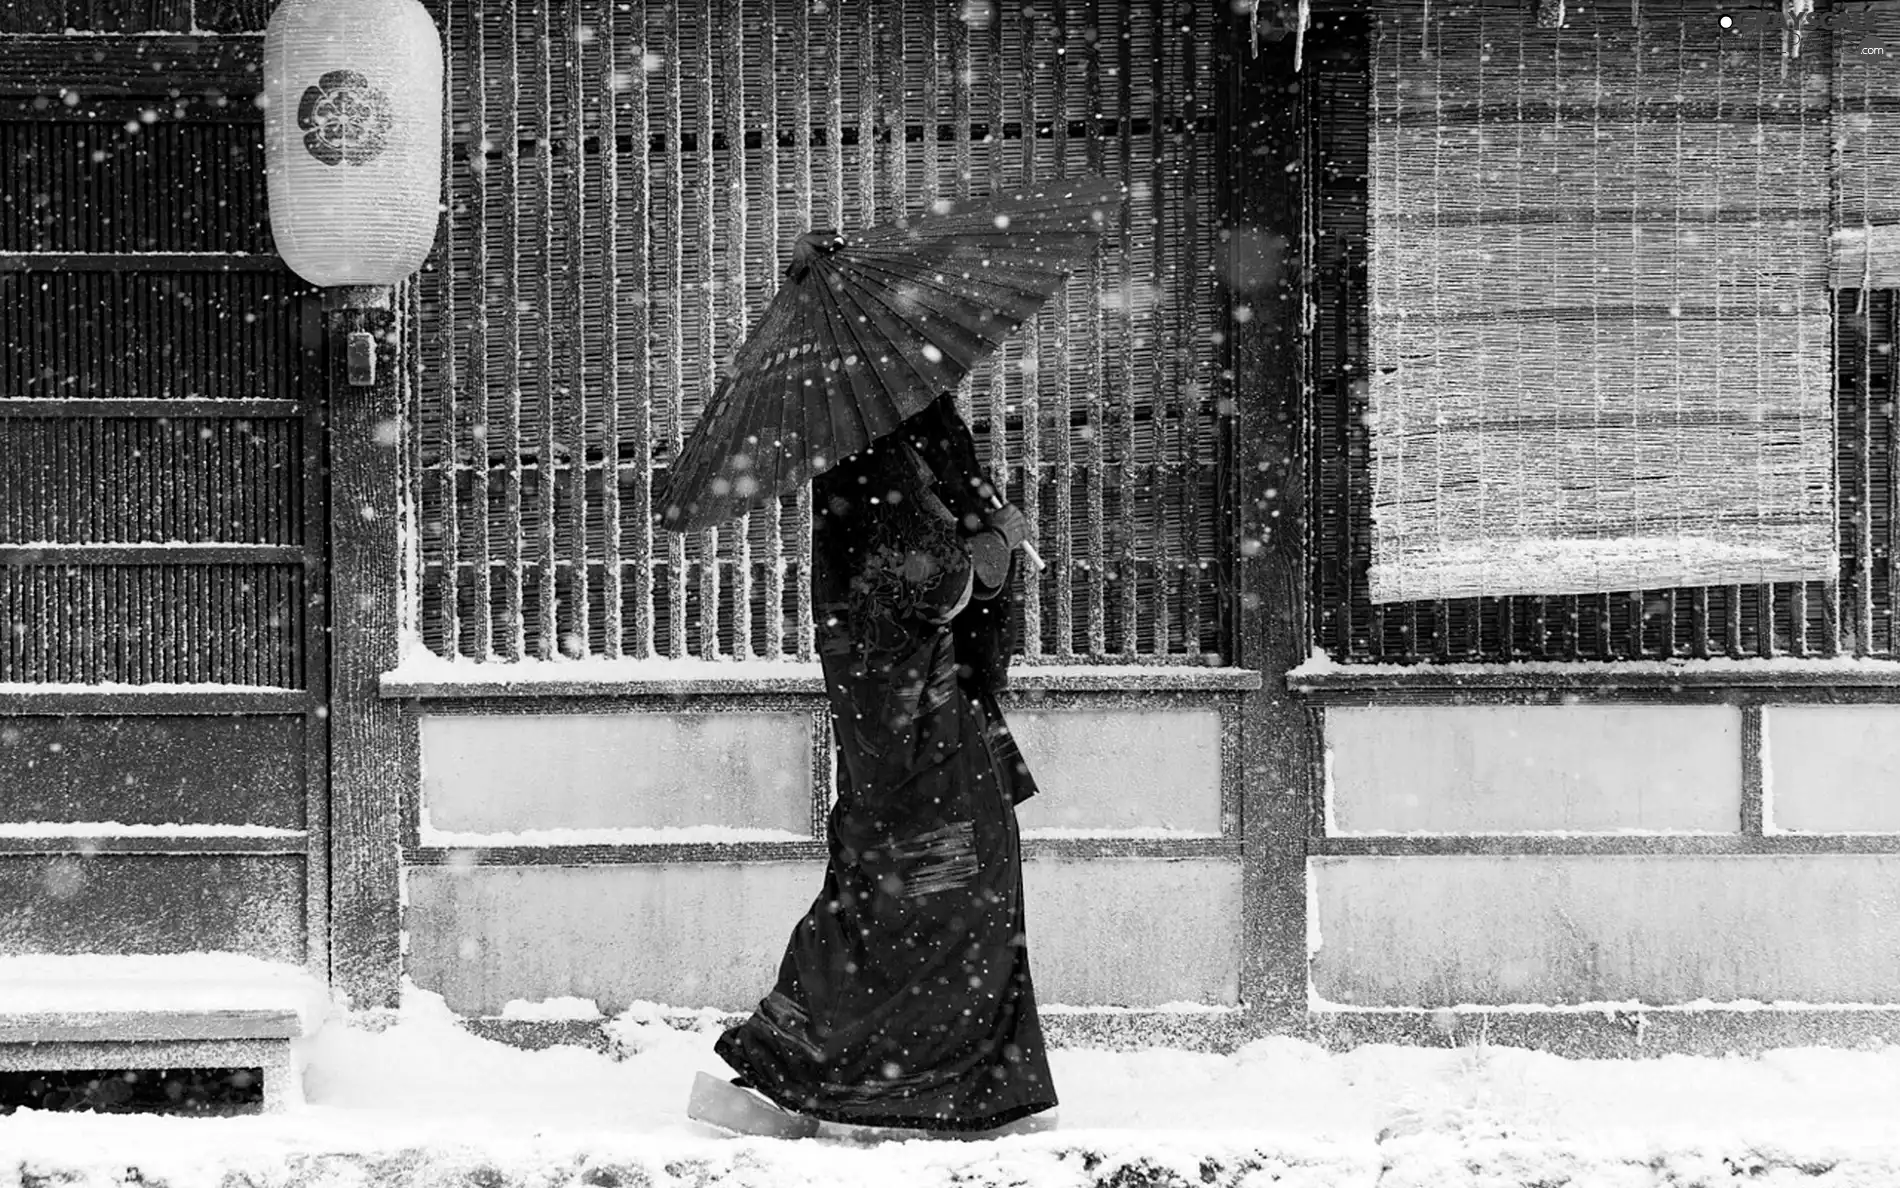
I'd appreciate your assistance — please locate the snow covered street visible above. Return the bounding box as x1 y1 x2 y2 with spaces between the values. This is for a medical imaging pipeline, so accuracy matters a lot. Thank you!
3 988 1899 1188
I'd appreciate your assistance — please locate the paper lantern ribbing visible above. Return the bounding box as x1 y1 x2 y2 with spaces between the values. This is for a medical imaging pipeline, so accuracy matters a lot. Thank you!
264 0 443 289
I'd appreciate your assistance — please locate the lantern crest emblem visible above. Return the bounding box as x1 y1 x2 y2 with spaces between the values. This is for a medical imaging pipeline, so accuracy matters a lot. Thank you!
297 69 394 167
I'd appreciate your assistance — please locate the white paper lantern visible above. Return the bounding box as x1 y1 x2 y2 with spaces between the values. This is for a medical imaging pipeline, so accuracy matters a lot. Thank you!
264 0 443 289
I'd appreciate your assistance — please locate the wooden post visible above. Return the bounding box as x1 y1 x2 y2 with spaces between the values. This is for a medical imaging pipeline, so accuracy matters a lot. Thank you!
325 284 412 1009
1227 9 1312 1032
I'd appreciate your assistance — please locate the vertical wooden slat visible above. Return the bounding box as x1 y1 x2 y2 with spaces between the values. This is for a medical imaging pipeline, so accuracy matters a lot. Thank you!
603 0 630 659
1117 2 1139 657
881 0 904 221
665 1 689 658
1148 0 1170 654
1179 0 1202 658
435 1 462 656
859 0 878 229
949 0 976 428
468 0 494 658
564 0 591 658
759 0 783 660
1019 2 1044 657
1331 250 1355 658
722 0 753 660
796 0 826 663
824 0 845 232
695 0 721 658
921 0 940 207
535 0 560 659
1857 284 1876 656
1051 1 1075 658
1084 0 1108 658
501 0 527 661
623 0 653 657
1890 294 1900 656
1762 582 1781 658
984 3 1008 509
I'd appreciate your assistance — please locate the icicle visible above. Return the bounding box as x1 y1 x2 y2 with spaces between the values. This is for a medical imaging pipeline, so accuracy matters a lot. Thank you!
1248 0 1260 59
1294 0 1308 72
1630 0 1640 26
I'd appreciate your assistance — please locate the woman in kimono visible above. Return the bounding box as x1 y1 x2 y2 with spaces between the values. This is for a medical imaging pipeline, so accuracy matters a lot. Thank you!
690 393 1057 1137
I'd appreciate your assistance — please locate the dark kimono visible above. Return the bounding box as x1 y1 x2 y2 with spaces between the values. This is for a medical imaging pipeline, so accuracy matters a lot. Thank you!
713 397 1057 1133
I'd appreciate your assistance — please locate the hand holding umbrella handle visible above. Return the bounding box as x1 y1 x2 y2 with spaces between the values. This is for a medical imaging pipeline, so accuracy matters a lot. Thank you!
988 494 1046 573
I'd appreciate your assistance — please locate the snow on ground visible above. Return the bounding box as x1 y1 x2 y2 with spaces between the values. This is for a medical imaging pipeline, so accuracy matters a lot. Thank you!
4 987 1900 1187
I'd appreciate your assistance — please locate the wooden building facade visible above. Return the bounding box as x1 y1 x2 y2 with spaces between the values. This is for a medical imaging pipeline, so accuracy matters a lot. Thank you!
4 0 1900 1062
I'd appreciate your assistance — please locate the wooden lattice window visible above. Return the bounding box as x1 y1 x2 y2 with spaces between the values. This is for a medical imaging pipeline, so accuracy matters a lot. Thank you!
408 0 1232 666
1309 0 1900 663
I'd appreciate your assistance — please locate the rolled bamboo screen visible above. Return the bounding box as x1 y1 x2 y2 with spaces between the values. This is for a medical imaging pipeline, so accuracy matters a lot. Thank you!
1365 0 1837 604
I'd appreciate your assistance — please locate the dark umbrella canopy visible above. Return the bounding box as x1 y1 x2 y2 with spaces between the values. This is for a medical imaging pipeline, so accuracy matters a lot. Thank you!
657 175 1124 534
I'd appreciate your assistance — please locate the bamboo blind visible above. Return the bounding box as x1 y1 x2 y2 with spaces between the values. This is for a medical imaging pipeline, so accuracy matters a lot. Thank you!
1311 1 1900 662
412 0 1227 664
1365 0 1836 604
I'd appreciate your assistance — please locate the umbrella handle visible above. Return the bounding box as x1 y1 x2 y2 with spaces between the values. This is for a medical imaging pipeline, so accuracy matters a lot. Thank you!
987 493 1046 573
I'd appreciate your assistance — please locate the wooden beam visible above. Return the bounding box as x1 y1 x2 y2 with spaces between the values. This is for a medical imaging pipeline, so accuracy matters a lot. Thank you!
0 1010 302 1044
1293 662 1900 696
0 545 305 566
0 690 307 715
0 34 263 98
379 663 1264 700
1228 7 1312 1032
0 399 303 419
325 292 415 1010
0 252 283 273
404 837 1245 867
1314 833 1900 857
0 833 308 856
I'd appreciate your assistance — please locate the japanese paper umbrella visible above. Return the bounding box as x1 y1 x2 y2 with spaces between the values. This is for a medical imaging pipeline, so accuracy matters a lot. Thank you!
656 174 1124 537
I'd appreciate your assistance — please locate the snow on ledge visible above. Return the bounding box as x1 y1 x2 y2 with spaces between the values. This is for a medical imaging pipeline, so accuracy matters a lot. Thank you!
380 651 1261 697
0 681 298 694
1020 827 1225 841
1039 1002 1244 1015
417 825 811 848
1290 647 1900 684
0 953 334 1032
498 996 606 1023
1306 993 1900 1015
0 822 304 839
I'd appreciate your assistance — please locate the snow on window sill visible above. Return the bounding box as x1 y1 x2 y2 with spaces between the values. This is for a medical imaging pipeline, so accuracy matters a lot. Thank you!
380 649 1262 699
0 823 304 839
416 825 812 848
1290 648 1900 693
